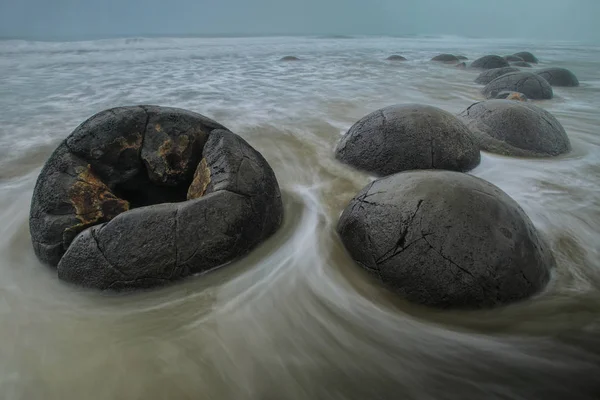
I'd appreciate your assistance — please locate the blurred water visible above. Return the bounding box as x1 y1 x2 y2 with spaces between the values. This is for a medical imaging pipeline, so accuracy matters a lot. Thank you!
0 35 599 399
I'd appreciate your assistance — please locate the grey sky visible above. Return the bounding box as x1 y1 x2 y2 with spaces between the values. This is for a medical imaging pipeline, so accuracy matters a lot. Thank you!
1 0 599 42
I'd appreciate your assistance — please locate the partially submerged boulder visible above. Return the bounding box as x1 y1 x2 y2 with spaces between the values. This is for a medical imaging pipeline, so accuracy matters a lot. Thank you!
504 55 524 62
536 67 579 87
335 104 480 176
431 54 460 63
511 61 532 68
458 99 571 157
470 55 510 69
456 55 468 60
494 91 529 102
513 51 539 63
280 56 300 61
475 67 520 84
387 55 407 61
337 170 553 309
30 106 284 290
482 72 553 100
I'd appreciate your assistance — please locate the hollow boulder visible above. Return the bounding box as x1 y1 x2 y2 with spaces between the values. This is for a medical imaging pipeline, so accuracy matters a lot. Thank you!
458 99 571 157
474 67 520 84
470 55 510 69
337 170 553 309
482 72 553 100
513 51 539 63
536 67 579 87
334 104 480 176
30 106 284 290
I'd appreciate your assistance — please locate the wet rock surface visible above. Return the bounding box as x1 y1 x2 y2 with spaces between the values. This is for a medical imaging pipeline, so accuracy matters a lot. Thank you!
458 99 571 157
482 72 553 100
475 67 520 84
470 55 510 69
536 67 579 87
337 170 553 309
334 104 480 176
30 106 284 290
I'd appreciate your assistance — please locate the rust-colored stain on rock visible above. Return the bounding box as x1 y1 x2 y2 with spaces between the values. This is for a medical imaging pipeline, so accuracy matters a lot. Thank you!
64 165 129 243
157 135 191 176
506 93 528 102
187 158 211 200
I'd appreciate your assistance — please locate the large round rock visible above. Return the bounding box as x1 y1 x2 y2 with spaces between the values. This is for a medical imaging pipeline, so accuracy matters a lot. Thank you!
475 67 520 84
334 104 481 176
431 54 460 63
513 51 539 63
30 106 284 290
458 99 571 157
470 55 510 69
536 67 579 87
482 72 553 100
337 170 553 309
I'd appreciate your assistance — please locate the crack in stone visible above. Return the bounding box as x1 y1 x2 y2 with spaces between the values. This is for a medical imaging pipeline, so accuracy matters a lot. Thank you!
422 235 475 279
375 199 424 264
90 227 128 278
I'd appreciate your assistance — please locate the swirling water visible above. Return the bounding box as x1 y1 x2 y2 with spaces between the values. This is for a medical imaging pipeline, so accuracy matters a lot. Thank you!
1 35 600 399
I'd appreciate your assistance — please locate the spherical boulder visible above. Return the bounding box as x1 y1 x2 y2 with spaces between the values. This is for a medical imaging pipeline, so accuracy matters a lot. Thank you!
337 170 553 309
504 55 524 62
456 55 468 60
513 51 539 63
334 104 481 176
494 91 528 102
387 55 407 61
431 54 460 63
511 61 532 68
280 56 300 61
482 72 553 100
470 55 510 69
458 99 571 157
474 67 520 84
536 67 579 87
30 106 284 290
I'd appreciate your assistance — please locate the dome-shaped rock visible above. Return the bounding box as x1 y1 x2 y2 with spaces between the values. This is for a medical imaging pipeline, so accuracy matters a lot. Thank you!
337 170 553 309
536 67 579 87
471 55 510 69
504 55 524 62
458 99 570 157
431 54 460 63
280 56 300 61
387 55 407 61
335 104 480 176
482 72 553 100
513 51 539 63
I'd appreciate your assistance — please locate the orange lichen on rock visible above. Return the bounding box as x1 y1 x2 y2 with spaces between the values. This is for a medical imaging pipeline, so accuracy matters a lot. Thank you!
187 158 211 200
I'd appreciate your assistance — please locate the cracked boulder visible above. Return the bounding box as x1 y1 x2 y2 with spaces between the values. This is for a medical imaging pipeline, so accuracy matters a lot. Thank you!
458 100 571 157
513 51 539 63
334 104 481 176
30 106 283 290
470 55 510 69
337 170 553 309
482 72 553 100
474 67 520 84
536 67 579 87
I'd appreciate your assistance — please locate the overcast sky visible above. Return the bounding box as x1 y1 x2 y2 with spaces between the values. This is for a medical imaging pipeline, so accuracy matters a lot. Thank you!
1 0 599 42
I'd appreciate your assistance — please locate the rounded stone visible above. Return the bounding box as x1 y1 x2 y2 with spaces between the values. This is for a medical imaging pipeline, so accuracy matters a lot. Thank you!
387 55 407 61
458 99 571 157
470 55 510 69
337 170 553 309
431 54 460 63
513 51 539 63
504 55 524 62
482 72 553 100
536 67 579 87
511 61 533 68
30 106 284 290
474 67 520 84
494 91 528 102
280 56 300 61
334 104 481 176
456 55 468 60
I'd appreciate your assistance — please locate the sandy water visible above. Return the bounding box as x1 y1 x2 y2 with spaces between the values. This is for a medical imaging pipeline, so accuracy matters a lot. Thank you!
1 35 600 399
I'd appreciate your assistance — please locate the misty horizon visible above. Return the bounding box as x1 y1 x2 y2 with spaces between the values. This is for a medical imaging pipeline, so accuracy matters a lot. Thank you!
1 0 599 43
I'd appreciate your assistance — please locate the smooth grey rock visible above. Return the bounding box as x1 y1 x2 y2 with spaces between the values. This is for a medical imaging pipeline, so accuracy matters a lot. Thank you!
32 106 284 290
475 67 520 84
536 67 579 87
513 51 539 63
335 104 480 176
504 55 524 62
337 170 554 309
431 54 459 63
387 55 407 61
458 99 571 157
482 72 553 100
511 61 533 68
471 55 510 69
